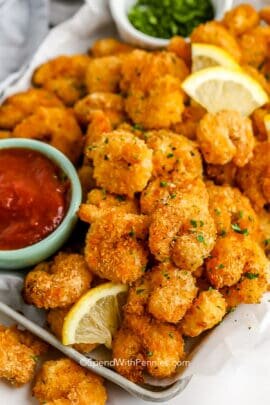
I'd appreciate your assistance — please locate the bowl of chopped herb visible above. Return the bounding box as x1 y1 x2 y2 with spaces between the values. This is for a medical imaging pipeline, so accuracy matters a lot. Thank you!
109 0 233 49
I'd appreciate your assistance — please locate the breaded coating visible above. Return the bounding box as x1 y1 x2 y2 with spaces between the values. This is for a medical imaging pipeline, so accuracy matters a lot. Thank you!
47 308 97 354
167 36 192 67
140 178 180 215
243 65 270 97
149 179 216 271
206 182 259 238
33 358 107 405
0 88 63 130
74 92 125 127
172 104 206 140
145 129 202 181
180 289 227 337
0 130 10 139
238 27 268 68
222 4 259 36
32 55 90 106
222 242 269 308
206 233 253 289
0 324 47 386
251 106 270 141
237 142 270 212
90 38 134 57
260 6 270 24
113 314 185 382
197 110 255 167
85 212 149 284
87 130 153 197
13 107 83 163
125 263 198 323
85 55 122 93
84 110 112 149
258 209 270 251
190 21 242 62
205 163 237 186
23 253 92 309
77 165 96 201
121 50 188 129
78 188 138 223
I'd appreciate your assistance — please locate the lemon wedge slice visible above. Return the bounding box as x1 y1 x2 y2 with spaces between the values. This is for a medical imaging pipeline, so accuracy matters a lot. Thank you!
264 114 270 141
182 66 269 116
192 43 241 72
62 283 128 349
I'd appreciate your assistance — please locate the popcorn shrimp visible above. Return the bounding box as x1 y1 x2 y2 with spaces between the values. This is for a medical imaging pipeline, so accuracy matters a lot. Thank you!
197 110 255 167
167 36 192 67
23 253 93 309
13 107 83 163
149 179 216 271
180 289 227 337
238 27 268 68
259 6 270 24
237 142 270 211
90 38 134 57
87 130 153 197
140 178 179 215
0 88 63 130
32 55 91 106
113 314 185 382
85 55 122 93
125 263 198 323
205 162 237 186
222 4 259 36
0 324 47 386
190 21 242 62
85 212 149 284
74 92 125 127
32 358 107 405
172 104 206 141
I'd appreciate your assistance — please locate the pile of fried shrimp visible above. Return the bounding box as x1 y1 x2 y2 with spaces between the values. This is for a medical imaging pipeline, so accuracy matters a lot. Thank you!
3 3 270 403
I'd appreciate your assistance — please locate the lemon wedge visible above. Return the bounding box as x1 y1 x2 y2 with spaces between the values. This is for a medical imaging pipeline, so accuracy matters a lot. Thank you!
62 283 128 349
192 43 241 72
182 66 269 116
264 114 270 141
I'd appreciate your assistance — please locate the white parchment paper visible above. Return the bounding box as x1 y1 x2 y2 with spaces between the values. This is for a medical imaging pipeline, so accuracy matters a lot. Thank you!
1 0 270 384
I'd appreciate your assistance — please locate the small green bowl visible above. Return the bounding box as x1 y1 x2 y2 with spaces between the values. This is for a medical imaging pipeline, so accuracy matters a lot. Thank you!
0 138 82 270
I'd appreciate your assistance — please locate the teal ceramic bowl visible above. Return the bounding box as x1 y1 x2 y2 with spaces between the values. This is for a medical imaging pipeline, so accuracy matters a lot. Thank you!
0 138 82 270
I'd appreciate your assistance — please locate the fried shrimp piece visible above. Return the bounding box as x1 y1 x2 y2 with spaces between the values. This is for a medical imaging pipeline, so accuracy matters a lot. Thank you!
74 92 125 127
238 27 268 68
243 65 270 96
206 182 259 238
205 162 237 186
77 165 96 201
149 179 216 271
140 178 180 215
0 324 47 386
172 104 206 140
47 308 97 354
0 130 10 139
79 188 138 223
121 50 188 129
23 253 93 309
90 38 134 57
180 289 227 337
190 21 242 62
113 314 185 382
85 55 122 93
84 110 112 150
167 36 192 67
222 242 269 308
32 55 91 106
197 110 255 167
251 106 270 141
13 106 83 163
0 88 63 130
206 233 255 289
260 6 270 24
33 358 107 405
222 4 259 36
145 129 202 181
237 142 270 212
125 263 198 323
85 212 149 284
87 130 153 197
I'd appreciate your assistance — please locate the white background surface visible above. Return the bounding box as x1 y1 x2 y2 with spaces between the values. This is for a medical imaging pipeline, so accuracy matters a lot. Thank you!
1 0 270 404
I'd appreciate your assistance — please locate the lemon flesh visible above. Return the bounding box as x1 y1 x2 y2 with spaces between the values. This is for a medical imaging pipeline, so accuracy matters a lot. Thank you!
182 66 269 116
62 283 128 349
192 43 241 72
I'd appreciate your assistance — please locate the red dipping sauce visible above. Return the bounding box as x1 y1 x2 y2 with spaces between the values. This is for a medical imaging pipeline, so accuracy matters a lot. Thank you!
0 148 70 250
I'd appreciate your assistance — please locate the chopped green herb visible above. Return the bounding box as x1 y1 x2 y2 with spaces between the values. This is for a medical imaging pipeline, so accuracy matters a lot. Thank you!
141 265 147 273
197 234 205 244
218 264 225 269
160 180 168 187
136 288 145 294
231 223 249 235
190 219 197 228
168 332 174 339
170 193 176 199
238 210 244 219
129 229 136 237
264 239 270 246
167 153 174 158
214 208 221 216
219 229 227 237
116 195 126 202
147 351 153 357
244 272 259 280
133 123 144 131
